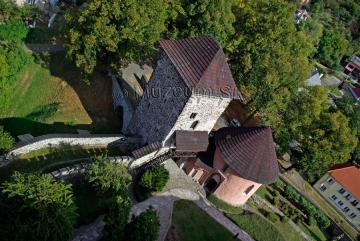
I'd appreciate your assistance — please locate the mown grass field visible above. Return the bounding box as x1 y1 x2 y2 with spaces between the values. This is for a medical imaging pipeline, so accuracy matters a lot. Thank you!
0 52 121 138
166 200 235 241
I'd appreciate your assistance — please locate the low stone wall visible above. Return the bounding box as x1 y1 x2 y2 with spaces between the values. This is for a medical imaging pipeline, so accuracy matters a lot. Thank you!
48 156 133 181
7 134 137 158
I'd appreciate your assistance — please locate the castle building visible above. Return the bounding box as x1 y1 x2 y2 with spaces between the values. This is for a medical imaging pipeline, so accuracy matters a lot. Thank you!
126 37 279 206
127 37 241 146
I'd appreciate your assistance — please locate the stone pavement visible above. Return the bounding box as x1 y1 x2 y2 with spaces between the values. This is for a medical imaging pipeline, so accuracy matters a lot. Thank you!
71 215 105 241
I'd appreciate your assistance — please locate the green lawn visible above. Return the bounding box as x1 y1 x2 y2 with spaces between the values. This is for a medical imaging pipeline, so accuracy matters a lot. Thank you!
227 212 287 241
255 185 274 202
207 195 243 214
166 200 235 241
0 146 124 182
298 222 327 241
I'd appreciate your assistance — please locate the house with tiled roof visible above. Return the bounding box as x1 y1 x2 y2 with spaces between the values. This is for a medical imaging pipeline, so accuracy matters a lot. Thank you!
344 55 360 82
125 37 279 205
314 165 360 231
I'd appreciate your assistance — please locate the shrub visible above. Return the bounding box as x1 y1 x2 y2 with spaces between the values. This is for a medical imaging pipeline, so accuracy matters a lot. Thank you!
125 206 160 241
308 215 317 227
102 195 131 241
86 155 132 195
0 126 14 154
280 215 288 223
273 178 283 189
0 172 77 241
139 164 169 192
267 212 280 223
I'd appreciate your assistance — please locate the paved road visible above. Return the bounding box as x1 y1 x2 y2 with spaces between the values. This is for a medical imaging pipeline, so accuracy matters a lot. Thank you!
26 44 65 52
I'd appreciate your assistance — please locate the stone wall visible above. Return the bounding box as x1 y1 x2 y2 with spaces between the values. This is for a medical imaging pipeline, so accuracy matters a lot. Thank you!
163 94 231 145
126 51 189 144
7 134 131 158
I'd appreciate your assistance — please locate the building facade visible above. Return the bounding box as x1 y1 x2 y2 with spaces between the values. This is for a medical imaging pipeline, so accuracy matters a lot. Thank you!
314 165 360 231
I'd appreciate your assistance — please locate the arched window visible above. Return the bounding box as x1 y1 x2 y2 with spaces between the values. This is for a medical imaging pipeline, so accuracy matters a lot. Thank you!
243 185 255 195
190 120 199 129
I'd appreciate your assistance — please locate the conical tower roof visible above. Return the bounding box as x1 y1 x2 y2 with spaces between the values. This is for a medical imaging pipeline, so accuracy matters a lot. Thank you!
214 127 279 184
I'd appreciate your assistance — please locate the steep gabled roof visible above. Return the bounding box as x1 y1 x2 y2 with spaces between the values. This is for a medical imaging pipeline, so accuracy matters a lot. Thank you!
214 127 279 184
329 165 360 200
159 37 242 99
175 130 209 153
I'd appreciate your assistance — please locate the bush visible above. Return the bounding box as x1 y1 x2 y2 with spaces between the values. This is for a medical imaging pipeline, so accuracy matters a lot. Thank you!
139 164 169 192
267 212 280 223
0 172 77 241
281 215 288 223
125 206 160 241
102 196 131 241
308 215 317 227
0 126 14 154
86 155 132 195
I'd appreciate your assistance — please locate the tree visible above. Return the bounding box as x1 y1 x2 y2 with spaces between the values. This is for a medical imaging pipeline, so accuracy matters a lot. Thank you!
0 172 77 241
228 0 314 129
86 155 132 195
0 21 28 41
102 195 131 241
139 164 169 192
316 29 350 68
0 126 14 154
64 0 171 77
298 17 324 47
125 206 160 241
169 0 235 46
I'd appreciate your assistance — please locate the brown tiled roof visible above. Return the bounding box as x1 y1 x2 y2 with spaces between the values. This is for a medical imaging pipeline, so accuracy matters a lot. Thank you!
329 165 360 200
175 130 209 153
214 127 279 184
159 37 242 99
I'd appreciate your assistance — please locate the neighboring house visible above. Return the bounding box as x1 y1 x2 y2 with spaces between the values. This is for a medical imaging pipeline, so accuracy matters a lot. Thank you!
127 37 241 146
314 165 360 231
180 127 279 206
305 69 323 86
344 55 360 82
341 82 360 102
295 9 310 25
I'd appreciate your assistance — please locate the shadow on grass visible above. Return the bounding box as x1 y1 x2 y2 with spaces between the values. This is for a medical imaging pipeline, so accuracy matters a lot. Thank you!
0 117 78 138
33 52 122 134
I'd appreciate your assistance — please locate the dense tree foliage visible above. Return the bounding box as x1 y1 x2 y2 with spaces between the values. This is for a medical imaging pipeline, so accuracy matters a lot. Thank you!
139 164 169 192
228 0 313 127
0 126 14 154
0 172 77 241
316 29 350 68
64 0 171 77
86 156 132 195
169 0 235 46
125 206 160 241
102 195 132 241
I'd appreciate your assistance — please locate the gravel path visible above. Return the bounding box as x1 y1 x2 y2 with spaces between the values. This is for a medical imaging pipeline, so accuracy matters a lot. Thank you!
26 44 65 52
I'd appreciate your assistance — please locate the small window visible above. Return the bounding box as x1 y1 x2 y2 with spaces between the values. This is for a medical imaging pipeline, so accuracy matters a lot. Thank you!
327 178 335 185
345 194 352 200
331 195 337 201
349 213 357 219
343 207 350 213
190 120 199 129
243 185 255 195
337 200 344 206
352 200 359 206
338 188 346 194
190 113 197 119
320 184 327 191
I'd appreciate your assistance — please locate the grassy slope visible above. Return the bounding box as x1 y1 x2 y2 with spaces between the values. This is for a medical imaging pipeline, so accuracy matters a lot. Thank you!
168 200 235 241
227 212 287 241
1 52 121 137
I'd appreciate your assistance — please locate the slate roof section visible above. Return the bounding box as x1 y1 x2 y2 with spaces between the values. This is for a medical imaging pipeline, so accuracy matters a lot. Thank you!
214 127 279 184
159 37 242 100
175 130 209 153
329 165 360 200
